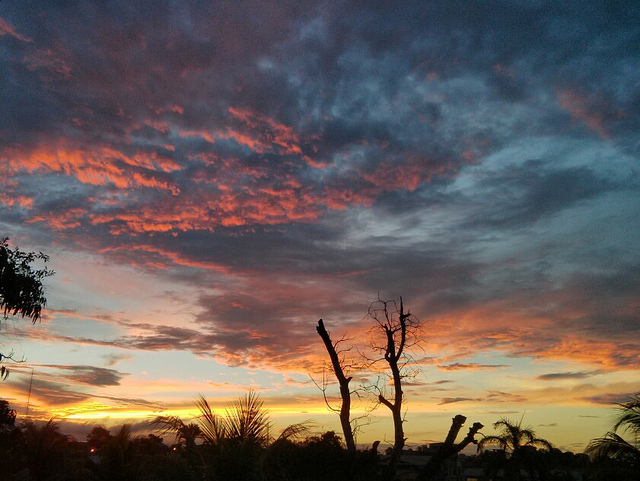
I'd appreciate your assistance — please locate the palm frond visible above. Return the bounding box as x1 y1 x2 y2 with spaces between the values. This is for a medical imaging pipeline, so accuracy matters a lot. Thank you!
180 422 203 446
152 415 201 447
225 388 271 446
111 424 133 450
526 437 553 451
485 417 552 452
478 435 508 452
613 394 640 437
585 432 640 460
196 395 227 445
152 415 186 441
276 421 312 442
518 427 537 445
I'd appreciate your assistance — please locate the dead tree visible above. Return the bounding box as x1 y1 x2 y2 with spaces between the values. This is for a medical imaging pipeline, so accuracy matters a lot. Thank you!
316 318 357 454
416 415 484 481
367 297 418 478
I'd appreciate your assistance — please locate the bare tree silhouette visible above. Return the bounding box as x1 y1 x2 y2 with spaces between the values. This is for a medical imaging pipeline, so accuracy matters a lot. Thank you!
316 318 357 454
317 297 483 480
367 297 418 477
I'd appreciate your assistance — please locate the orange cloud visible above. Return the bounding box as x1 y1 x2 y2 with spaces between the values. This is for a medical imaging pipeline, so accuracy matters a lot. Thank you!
30 208 88 230
424 298 640 371
215 107 304 156
143 119 171 134
82 181 323 234
228 107 301 147
2 141 180 193
154 104 184 115
98 244 233 275
0 192 33 208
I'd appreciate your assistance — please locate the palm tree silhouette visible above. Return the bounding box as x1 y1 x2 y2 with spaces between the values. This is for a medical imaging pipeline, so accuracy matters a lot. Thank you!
586 393 640 480
155 389 309 481
195 389 309 447
478 417 552 480
21 419 68 480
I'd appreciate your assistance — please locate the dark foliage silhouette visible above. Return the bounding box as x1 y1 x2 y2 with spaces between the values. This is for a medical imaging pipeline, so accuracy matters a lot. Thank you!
0 237 53 323
0 237 54 379
586 393 640 480
478 417 553 481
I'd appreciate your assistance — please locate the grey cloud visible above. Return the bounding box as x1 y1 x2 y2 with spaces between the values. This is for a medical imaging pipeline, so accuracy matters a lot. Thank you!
12 371 163 408
485 391 527 403
438 363 509 371
537 371 603 381
102 353 134 367
118 325 205 351
582 392 638 406
10 376 90 406
439 397 477 405
466 163 616 230
91 394 165 411
44 364 126 387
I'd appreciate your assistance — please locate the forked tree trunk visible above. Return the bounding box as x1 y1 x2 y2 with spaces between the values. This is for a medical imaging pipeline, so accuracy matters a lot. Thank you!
377 297 410 479
415 415 484 481
316 319 356 454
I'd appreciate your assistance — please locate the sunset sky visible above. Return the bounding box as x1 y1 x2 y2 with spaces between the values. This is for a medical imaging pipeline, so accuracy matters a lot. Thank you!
1 1 639 452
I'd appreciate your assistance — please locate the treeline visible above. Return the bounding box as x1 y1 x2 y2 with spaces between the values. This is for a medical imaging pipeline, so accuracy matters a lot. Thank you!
0 395 378 481
1 394 638 481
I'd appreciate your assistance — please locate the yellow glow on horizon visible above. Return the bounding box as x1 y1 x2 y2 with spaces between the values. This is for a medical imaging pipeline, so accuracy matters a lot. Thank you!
53 405 348 421
49 398 453 424
64 411 163 420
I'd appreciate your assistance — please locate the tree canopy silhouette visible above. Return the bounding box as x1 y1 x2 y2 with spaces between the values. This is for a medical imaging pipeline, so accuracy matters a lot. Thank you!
0 237 54 379
0 238 53 323
479 417 553 481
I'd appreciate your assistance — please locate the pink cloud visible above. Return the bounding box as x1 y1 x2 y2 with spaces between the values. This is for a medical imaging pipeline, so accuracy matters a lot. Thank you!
0 16 32 42
557 89 612 138
24 48 72 78
98 244 233 275
322 152 458 209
